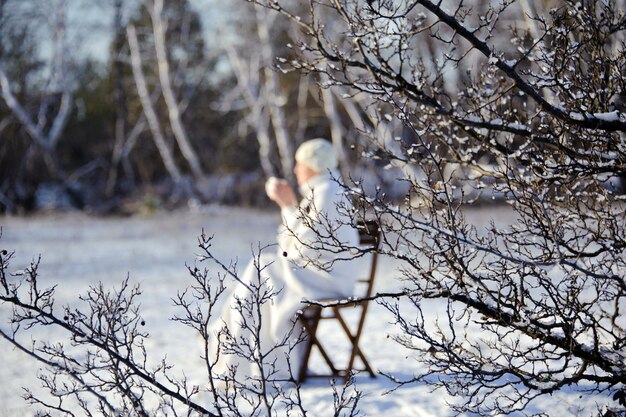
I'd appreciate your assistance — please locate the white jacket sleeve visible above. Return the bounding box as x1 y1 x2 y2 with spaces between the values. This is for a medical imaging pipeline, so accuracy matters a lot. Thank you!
277 179 358 271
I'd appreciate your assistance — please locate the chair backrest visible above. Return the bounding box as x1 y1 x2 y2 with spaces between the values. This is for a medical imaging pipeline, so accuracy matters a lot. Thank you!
355 219 381 299
356 219 381 247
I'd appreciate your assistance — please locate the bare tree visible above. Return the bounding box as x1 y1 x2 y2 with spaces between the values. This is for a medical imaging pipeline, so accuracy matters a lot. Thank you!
114 0 212 191
223 39 277 178
148 0 205 179
317 72 351 180
255 6 296 183
0 231 362 416
245 0 626 415
0 0 75 179
127 23 183 182
105 0 133 197
1 0 625 415
0 68 73 175
215 6 303 183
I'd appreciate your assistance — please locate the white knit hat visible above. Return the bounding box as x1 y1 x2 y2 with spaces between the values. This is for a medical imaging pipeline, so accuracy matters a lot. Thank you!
294 138 338 173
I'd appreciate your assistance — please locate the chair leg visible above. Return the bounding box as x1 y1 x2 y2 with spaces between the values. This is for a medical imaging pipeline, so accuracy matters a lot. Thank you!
350 344 376 377
307 323 341 375
298 308 321 383
298 307 342 382
334 308 376 378
299 304 377 382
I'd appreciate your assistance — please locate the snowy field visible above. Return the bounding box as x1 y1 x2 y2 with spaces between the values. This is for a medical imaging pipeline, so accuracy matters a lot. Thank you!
0 205 608 416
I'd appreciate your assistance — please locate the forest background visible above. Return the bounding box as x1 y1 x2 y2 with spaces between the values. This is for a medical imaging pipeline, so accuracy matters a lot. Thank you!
0 0 405 214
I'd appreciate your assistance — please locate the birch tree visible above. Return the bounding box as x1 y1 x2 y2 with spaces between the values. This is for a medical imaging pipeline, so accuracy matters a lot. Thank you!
148 0 205 179
217 5 315 183
223 41 276 178
319 73 350 180
255 6 295 183
121 0 211 186
218 6 302 183
127 23 183 182
105 0 132 197
0 0 75 179
247 0 626 415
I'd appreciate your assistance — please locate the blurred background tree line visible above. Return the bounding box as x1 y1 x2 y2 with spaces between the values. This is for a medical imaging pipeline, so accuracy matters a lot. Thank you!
0 0 385 214
1 0 623 215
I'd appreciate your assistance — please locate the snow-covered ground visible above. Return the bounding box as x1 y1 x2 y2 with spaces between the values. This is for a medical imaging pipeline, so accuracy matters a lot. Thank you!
0 206 609 416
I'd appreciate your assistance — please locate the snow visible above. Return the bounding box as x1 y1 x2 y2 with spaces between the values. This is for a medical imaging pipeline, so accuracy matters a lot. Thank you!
0 206 612 416
567 110 625 122
461 114 529 133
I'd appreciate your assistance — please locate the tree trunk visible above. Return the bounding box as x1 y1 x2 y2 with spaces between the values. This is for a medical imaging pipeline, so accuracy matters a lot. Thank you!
0 69 72 157
225 45 276 179
255 7 294 182
319 74 350 179
106 0 129 197
149 0 204 179
0 5 74 184
254 103 276 179
293 75 310 146
127 24 182 182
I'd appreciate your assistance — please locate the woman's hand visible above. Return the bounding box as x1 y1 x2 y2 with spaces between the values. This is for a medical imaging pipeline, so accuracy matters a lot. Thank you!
266 178 296 208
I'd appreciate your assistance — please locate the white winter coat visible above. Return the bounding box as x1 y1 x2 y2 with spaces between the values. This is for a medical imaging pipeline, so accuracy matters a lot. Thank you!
277 170 360 298
208 171 359 381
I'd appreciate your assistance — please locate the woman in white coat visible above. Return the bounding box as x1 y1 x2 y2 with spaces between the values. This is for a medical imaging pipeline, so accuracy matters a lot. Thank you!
208 139 359 385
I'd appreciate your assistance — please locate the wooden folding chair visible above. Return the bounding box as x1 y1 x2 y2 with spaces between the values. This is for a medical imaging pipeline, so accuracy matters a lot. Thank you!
297 219 381 383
